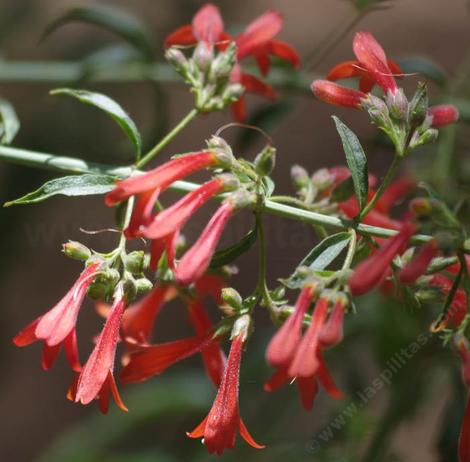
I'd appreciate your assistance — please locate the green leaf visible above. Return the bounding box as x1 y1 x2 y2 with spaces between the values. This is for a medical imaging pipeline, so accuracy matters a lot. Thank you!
4 174 116 206
41 4 153 58
51 88 141 155
0 98 19 144
332 116 369 211
397 57 447 87
210 228 258 269
282 232 351 288
331 176 355 203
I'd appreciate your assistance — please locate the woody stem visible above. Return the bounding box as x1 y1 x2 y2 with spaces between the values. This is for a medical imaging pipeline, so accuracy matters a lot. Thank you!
0 145 431 244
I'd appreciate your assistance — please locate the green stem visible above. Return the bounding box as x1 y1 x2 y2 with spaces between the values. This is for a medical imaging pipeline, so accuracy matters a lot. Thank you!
357 155 401 221
255 210 271 307
136 108 198 169
0 145 432 244
342 229 357 271
118 196 135 249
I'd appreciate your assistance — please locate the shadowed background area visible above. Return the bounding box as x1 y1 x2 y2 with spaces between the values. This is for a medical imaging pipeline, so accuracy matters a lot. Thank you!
1 1 470 461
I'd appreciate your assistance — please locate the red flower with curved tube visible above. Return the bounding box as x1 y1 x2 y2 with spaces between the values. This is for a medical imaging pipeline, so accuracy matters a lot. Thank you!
399 240 438 284
105 151 223 237
74 294 128 413
188 334 264 454
164 4 299 121
13 262 101 371
311 80 367 109
349 223 416 296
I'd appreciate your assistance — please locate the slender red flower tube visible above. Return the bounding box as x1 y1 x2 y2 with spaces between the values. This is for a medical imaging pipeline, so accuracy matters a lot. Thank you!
266 284 315 368
105 151 220 207
352 31 397 94
120 333 214 384
120 284 175 344
175 200 236 285
375 177 416 214
187 334 264 454
187 300 226 387
428 104 459 127
13 262 101 371
319 300 345 348
141 175 237 240
349 223 416 296
430 274 467 329
399 240 438 284
75 295 127 411
311 80 366 108
289 298 329 378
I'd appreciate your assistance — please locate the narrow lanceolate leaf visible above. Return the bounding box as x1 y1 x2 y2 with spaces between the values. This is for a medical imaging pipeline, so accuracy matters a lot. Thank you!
210 228 258 269
4 174 116 206
0 98 20 145
41 4 154 58
282 232 351 288
332 116 369 211
51 89 141 155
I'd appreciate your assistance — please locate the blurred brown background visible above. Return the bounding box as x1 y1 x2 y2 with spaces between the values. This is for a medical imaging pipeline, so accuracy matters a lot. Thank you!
1 1 469 461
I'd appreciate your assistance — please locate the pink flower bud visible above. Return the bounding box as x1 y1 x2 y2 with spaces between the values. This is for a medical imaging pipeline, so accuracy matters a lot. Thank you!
428 104 459 127
311 80 366 108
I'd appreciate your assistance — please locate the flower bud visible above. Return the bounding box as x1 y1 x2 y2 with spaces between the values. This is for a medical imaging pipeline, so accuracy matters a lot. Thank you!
222 83 244 103
62 240 91 261
361 94 390 126
135 277 154 295
221 287 243 311
193 42 214 72
291 165 310 190
125 250 145 274
311 168 334 192
87 268 120 300
386 88 408 121
409 128 438 149
165 47 188 72
428 104 459 128
209 42 237 81
254 145 276 176
228 190 257 210
230 314 252 341
408 82 428 126
410 198 432 217
218 173 240 192
122 277 137 303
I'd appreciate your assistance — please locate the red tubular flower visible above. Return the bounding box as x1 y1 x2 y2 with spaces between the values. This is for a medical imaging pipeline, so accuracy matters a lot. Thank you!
120 333 215 384
311 80 367 109
188 334 264 454
75 295 127 412
349 223 416 296
175 201 235 285
141 175 235 240
105 151 223 237
13 262 101 371
352 31 398 94
289 298 329 378
319 300 345 348
120 284 175 344
375 177 416 214
428 104 459 127
430 274 467 329
188 300 226 386
165 3 225 48
399 240 438 284
266 284 315 368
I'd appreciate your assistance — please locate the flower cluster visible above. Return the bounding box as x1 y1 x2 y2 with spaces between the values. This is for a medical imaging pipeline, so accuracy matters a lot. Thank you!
9 6 470 461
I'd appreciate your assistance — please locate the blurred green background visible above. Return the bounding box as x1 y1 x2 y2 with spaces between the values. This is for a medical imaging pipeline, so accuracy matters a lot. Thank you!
1 1 470 461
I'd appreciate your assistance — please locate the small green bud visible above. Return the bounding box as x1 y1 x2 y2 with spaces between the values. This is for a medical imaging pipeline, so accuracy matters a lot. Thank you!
125 250 145 274
311 168 334 191
291 165 310 190
165 47 188 72
386 88 408 121
209 42 237 81
63 241 91 261
193 42 214 72
87 268 120 300
254 145 276 176
135 277 154 295
221 287 243 310
230 314 252 341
